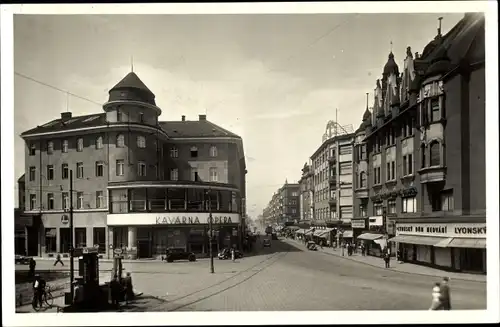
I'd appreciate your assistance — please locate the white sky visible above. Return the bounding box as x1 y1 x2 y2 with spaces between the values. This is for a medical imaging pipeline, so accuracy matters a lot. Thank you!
13 13 464 215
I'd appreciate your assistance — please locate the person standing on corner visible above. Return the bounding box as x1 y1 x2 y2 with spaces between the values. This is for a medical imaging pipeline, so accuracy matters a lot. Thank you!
384 250 391 268
440 277 452 310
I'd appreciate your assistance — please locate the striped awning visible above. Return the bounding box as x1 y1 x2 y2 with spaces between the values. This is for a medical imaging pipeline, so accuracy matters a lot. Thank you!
448 238 486 249
357 233 384 241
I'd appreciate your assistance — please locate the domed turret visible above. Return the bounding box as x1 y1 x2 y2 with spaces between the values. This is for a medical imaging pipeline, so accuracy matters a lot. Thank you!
108 72 156 106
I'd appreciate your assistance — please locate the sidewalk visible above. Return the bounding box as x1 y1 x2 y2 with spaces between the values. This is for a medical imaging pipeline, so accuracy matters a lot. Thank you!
284 238 486 283
30 256 209 263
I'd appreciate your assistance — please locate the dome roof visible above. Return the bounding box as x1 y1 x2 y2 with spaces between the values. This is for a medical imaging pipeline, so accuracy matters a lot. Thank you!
108 72 156 106
383 52 399 76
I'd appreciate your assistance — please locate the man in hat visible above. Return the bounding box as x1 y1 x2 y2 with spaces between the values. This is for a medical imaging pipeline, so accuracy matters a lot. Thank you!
440 277 452 310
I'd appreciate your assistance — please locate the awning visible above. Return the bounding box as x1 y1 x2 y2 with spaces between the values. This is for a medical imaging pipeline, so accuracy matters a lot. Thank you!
389 235 447 246
448 238 486 249
304 228 315 235
342 230 353 238
288 226 300 231
45 229 57 237
295 229 304 234
357 233 383 241
313 229 326 236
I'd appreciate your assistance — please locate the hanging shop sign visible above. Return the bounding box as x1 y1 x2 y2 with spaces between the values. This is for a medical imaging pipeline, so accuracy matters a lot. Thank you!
369 216 383 227
396 222 486 238
107 213 240 226
61 215 69 225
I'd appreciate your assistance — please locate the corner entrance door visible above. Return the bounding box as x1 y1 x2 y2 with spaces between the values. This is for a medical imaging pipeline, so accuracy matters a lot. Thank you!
137 240 152 259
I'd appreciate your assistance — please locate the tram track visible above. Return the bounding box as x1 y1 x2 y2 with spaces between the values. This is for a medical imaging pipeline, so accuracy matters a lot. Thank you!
145 243 291 311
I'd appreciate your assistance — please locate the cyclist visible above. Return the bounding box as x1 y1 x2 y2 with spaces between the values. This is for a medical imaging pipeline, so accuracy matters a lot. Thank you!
32 274 46 308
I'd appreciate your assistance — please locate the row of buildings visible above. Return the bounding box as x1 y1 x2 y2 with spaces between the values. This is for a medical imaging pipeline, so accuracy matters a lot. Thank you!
262 13 486 274
15 70 248 260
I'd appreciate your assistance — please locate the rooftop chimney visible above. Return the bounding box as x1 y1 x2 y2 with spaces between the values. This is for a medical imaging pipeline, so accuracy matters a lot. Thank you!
181 115 186 121
61 112 72 122
199 114 207 121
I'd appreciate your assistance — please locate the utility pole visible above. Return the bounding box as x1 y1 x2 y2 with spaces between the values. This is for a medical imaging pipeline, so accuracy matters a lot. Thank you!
208 189 214 274
69 170 75 300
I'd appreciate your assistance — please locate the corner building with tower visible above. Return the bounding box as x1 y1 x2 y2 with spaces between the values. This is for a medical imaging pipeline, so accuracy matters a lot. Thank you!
20 71 247 259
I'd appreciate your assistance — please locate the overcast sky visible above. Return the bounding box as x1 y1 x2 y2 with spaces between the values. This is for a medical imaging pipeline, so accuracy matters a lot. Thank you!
14 13 464 215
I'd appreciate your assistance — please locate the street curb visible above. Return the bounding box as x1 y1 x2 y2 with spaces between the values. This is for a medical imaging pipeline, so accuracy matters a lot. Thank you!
284 239 486 283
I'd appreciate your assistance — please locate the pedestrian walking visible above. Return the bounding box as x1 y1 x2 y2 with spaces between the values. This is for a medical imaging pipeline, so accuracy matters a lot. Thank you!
439 277 452 310
384 251 390 268
429 282 444 310
53 253 64 266
109 274 121 308
360 243 366 256
28 258 36 278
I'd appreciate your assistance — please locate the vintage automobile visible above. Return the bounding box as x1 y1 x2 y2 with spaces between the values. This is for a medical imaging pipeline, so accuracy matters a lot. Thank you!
306 241 318 251
15 254 31 265
218 248 243 260
161 248 196 263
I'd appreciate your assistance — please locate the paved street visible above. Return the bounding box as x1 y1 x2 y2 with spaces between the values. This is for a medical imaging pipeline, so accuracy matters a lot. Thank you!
17 238 486 312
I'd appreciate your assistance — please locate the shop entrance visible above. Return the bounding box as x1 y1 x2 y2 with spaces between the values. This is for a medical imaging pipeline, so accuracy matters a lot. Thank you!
137 240 152 259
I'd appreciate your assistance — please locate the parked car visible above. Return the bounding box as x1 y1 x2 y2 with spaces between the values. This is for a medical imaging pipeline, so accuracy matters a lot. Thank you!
218 248 243 260
263 239 271 247
161 248 196 262
15 254 30 265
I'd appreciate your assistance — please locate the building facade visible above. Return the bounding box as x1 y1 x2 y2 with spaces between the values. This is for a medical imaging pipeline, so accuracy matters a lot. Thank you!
354 13 486 272
20 71 247 259
298 162 314 221
310 121 354 224
262 181 300 225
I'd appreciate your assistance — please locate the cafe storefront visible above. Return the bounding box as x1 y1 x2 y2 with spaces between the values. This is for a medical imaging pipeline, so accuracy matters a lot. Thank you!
390 221 486 273
108 212 240 259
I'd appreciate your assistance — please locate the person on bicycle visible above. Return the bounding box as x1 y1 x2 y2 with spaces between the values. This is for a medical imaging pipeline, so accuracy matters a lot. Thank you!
32 274 46 308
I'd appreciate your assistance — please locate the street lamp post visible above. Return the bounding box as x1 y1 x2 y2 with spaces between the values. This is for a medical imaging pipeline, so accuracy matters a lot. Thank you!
208 189 214 274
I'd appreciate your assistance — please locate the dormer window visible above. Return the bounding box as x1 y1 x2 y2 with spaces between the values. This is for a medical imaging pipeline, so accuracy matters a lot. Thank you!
190 146 198 158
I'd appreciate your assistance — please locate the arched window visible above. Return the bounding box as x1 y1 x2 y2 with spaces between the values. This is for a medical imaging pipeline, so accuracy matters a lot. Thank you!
360 172 367 188
421 144 426 168
430 141 441 166
209 145 218 157
137 135 146 148
116 134 125 148
96 136 103 149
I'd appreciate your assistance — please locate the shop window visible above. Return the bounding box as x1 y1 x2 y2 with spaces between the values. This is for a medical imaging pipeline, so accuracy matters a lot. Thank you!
59 228 71 253
93 227 106 253
62 163 69 179
29 166 36 181
76 162 84 179
77 138 84 152
441 190 454 211
388 199 396 214
47 141 54 154
430 141 441 166
96 136 103 149
29 143 36 156
45 228 57 253
402 196 416 213
75 228 86 248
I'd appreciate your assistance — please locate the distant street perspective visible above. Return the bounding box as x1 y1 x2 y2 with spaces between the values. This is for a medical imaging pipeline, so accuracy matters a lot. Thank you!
9 7 492 316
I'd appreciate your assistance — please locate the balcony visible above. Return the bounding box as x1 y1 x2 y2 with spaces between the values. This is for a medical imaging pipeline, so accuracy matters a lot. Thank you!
328 197 337 206
329 176 337 185
418 166 447 184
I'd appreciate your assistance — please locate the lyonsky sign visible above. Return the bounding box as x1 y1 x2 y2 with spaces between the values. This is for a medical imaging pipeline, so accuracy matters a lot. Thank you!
107 213 240 226
396 223 486 238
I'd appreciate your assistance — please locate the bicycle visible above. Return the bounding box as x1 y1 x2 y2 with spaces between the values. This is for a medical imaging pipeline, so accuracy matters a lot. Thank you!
32 285 54 312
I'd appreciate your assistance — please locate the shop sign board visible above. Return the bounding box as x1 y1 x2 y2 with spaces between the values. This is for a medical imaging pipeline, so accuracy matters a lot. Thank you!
396 222 486 238
351 220 366 229
107 213 240 226
368 216 383 227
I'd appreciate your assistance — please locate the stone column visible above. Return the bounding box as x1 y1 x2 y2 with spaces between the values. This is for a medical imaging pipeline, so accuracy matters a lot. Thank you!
128 226 137 259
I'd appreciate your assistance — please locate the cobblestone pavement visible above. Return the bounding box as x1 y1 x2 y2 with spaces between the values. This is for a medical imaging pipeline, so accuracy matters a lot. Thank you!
154 240 486 311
